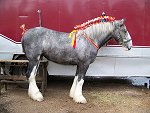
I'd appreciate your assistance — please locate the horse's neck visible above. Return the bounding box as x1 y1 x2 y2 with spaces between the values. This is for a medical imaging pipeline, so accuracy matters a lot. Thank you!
97 34 112 48
81 22 114 48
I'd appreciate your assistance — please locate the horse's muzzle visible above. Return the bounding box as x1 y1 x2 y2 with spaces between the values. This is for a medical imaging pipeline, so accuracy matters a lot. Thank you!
128 47 131 50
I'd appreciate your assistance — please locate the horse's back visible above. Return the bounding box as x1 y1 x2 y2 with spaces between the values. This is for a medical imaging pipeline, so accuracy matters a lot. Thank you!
22 27 52 42
21 27 73 60
22 27 69 44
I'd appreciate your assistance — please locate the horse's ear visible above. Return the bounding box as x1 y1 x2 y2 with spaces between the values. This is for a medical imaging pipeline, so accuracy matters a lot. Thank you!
117 19 126 27
119 18 126 25
115 19 126 27
121 18 126 23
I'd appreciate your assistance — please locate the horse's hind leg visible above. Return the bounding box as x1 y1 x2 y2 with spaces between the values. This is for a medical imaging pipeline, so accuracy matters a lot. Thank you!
26 57 43 102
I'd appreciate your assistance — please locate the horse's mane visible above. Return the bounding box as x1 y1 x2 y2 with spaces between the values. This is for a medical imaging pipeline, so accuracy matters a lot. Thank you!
76 16 115 37
80 22 114 36
74 16 115 30
69 15 115 48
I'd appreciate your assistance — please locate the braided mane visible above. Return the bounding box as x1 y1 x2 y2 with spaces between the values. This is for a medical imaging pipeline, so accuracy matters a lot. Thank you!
69 15 115 48
74 16 115 30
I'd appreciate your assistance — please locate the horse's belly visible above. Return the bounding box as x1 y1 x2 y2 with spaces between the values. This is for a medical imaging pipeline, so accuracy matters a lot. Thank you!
49 57 78 65
44 53 78 65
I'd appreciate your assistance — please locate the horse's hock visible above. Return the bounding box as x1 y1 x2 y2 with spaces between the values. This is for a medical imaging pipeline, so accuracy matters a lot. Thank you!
0 60 48 95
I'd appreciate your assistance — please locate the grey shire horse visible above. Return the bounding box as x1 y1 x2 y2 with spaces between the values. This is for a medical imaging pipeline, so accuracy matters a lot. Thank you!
22 19 132 104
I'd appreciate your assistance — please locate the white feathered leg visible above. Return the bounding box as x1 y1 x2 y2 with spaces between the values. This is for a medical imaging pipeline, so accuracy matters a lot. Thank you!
73 79 87 104
28 66 43 102
69 76 78 98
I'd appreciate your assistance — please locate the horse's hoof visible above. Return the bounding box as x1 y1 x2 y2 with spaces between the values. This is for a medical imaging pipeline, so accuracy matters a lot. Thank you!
29 91 44 102
69 95 73 99
73 96 87 104
69 93 74 98
34 92 44 102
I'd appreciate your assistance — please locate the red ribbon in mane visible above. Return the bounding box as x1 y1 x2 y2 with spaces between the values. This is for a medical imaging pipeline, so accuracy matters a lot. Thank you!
74 16 115 30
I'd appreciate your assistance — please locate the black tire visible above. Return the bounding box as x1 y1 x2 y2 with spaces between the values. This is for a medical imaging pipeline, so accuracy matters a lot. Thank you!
11 55 28 88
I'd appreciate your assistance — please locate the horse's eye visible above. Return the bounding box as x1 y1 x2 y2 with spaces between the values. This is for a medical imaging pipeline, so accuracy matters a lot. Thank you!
120 24 124 27
124 30 127 33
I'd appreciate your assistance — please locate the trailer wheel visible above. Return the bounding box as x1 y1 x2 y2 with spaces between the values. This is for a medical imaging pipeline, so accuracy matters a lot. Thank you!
12 55 28 88
12 55 27 76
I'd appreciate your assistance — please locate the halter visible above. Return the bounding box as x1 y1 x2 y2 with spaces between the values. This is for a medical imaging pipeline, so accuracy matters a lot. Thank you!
117 36 132 44
124 39 132 43
69 14 115 49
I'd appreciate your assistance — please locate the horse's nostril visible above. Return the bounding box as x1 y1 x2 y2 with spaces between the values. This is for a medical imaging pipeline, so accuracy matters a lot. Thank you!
128 47 131 50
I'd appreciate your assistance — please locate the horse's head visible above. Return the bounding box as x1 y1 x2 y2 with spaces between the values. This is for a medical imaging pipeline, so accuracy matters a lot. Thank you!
112 19 132 50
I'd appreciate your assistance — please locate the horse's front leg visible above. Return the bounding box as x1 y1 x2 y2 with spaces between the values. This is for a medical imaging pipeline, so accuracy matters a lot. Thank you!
69 66 79 98
71 63 89 104
26 60 43 102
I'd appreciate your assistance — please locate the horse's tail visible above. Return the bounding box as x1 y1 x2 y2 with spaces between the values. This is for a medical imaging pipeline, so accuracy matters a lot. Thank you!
21 31 29 55
21 35 26 54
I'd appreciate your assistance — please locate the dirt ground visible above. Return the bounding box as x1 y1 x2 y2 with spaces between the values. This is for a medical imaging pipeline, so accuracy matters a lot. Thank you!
0 77 150 113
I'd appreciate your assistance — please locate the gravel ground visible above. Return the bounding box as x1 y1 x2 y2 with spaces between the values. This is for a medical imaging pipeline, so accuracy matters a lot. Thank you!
0 77 150 113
